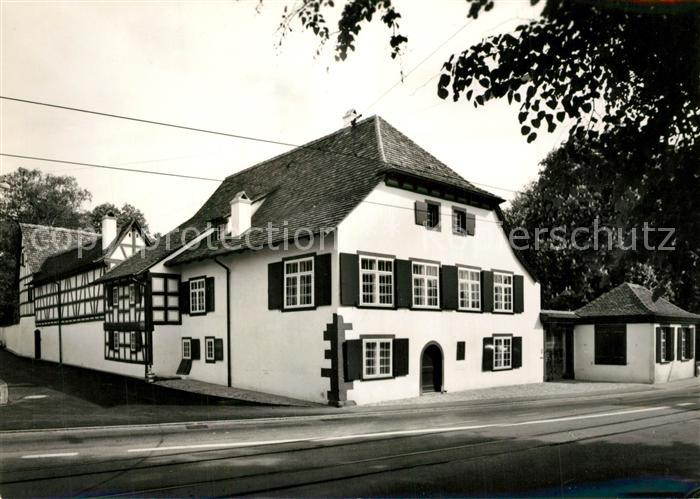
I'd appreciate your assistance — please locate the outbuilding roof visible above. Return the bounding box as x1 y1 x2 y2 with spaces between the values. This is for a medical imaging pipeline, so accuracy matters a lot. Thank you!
541 283 700 325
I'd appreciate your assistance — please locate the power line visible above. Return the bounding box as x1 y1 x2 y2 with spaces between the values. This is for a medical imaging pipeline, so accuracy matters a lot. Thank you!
0 153 223 182
364 20 473 113
0 96 298 149
1 95 520 193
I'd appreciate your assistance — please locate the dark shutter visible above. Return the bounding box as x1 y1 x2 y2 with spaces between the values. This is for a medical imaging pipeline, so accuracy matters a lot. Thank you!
179 281 190 315
456 341 465 361
482 337 494 371
205 277 215 312
440 265 458 310
690 328 696 359
135 284 141 305
512 336 523 368
481 271 494 313
108 330 115 349
339 253 359 306
314 253 332 307
414 200 428 226
667 328 675 361
135 332 143 351
214 338 224 361
466 212 476 236
107 286 113 305
191 339 201 360
656 327 662 363
513 275 524 313
393 338 409 377
267 261 283 310
395 259 412 308
343 339 363 381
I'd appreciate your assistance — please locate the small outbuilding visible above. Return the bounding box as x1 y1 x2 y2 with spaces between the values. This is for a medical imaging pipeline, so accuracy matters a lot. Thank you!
541 283 698 384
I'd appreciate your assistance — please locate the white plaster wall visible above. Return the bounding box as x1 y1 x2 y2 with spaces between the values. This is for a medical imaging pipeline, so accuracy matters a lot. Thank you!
159 259 230 386
337 184 543 405
1 317 36 357
654 324 696 383
226 235 337 403
573 323 654 383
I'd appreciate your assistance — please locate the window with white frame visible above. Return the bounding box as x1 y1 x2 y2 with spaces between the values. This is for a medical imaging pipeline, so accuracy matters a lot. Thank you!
494 272 513 312
130 332 138 352
360 256 394 306
363 338 393 379
413 262 440 308
129 284 135 305
660 328 667 360
182 338 192 360
458 268 481 311
284 257 314 309
189 278 206 314
494 336 512 369
113 332 120 350
112 286 119 307
205 337 215 361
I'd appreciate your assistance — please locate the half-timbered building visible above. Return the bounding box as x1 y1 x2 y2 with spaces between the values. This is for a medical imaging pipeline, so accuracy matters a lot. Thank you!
3 116 554 405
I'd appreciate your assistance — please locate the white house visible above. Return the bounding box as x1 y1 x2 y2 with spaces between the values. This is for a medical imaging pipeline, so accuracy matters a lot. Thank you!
542 282 698 384
3 116 544 405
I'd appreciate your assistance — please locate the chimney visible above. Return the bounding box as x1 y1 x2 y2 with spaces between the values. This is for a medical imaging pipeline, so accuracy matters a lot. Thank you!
229 191 252 236
342 109 361 128
101 212 117 251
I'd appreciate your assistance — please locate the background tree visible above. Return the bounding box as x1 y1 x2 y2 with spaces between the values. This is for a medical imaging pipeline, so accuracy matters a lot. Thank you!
279 0 699 309
84 203 150 235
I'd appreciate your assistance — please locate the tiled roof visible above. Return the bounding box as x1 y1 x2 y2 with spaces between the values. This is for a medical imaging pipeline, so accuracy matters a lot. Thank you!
32 221 145 284
574 283 700 321
19 223 98 274
159 116 502 267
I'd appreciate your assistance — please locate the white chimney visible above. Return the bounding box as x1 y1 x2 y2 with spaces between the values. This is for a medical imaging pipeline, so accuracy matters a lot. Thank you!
229 191 252 237
342 109 360 127
101 212 117 251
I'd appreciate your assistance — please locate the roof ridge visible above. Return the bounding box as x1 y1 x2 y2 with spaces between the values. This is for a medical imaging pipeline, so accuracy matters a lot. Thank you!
223 114 378 181
623 282 654 314
374 115 387 163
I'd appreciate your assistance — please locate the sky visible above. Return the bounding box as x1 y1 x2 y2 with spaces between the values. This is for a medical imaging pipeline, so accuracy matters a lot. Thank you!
0 0 570 235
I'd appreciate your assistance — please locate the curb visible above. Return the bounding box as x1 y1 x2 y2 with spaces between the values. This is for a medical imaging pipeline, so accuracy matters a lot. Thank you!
1 380 696 436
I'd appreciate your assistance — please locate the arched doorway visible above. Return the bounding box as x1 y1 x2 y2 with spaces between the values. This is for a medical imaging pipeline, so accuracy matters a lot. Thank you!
34 329 41 360
421 343 443 393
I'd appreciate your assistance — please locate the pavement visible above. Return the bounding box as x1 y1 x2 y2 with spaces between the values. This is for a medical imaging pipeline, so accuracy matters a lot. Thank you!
1 380 698 496
1 348 698 432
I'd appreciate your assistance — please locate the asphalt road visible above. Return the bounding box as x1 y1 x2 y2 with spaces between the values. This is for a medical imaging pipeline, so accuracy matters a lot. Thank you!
1 384 698 497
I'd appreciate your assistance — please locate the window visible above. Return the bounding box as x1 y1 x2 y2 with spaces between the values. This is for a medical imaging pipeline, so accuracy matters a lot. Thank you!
363 339 392 379
284 257 314 308
360 256 394 307
456 341 466 361
130 332 138 352
426 202 440 229
190 278 206 314
458 268 481 311
129 284 135 305
453 208 467 235
205 337 215 362
182 338 192 360
657 326 676 362
595 324 627 365
113 332 120 351
493 272 513 312
413 262 440 309
112 286 119 307
494 336 512 370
